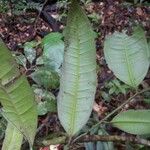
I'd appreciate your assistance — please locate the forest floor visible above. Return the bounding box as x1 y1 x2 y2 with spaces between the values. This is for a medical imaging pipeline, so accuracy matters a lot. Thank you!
0 0 150 149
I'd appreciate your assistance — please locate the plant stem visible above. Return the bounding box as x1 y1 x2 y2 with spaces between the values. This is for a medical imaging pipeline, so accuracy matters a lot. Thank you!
40 134 150 147
75 135 150 147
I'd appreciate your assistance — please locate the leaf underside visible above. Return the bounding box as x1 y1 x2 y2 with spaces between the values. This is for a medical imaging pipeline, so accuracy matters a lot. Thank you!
57 0 97 136
111 110 150 135
104 27 149 87
0 38 37 146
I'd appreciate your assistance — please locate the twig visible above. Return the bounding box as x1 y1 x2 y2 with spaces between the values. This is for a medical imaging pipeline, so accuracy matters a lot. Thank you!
41 134 150 147
73 87 150 143
34 0 48 31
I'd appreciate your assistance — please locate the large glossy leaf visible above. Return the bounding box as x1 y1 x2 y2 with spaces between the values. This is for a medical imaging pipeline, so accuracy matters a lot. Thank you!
57 0 97 135
2 123 23 150
104 27 149 87
0 39 37 146
111 110 150 135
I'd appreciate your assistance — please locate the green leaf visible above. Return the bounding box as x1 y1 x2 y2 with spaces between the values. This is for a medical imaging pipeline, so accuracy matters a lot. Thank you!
15 54 27 68
33 88 57 115
42 32 64 73
30 67 59 89
2 123 23 150
37 102 48 116
33 87 56 101
139 146 150 150
45 99 57 112
24 41 37 64
0 38 37 146
104 27 149 87
36 56 44 65
101 91 111 102
57 0 97 136
0 117 6 140
144 98 150 104
111 110 150 135
109 86 116 95
148 39 150 52
37 100 57 116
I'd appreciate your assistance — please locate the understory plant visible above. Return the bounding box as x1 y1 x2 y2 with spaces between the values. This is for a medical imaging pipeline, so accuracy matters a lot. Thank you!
0 38 37 150
0 0 150 149
57 0 97 136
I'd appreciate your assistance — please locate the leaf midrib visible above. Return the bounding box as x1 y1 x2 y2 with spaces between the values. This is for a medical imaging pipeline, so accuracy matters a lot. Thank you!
112 121 150 124
124 36 136 87
69 15 81 135
0 82 31 143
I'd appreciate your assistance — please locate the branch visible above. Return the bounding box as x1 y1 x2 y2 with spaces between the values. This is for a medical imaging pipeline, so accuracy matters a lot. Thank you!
73 87 150 142
40 134 150 147
76 135 150 146
94 87 150 127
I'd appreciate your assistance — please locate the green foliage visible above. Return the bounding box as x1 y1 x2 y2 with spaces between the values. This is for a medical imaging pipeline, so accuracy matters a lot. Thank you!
105 79 131 95
0 0 42 15
15 32 64 117
42 32 64 73
11 0 27 15
0 116 6 140
104 27 149 88
24 41 37 64
1 0 150 148
125 0 150 5
57 0 69 8
2 123 23 150
21 32 64 90
0 0 9 13
0 39 37 148
111 110 150 135
31 67 60 89
15 32 64 90
88 13 101 24
0 0 27 14
57 0 97 136
33 87 57 115
101 79 131 102
37 99 56 116
15 53 27 69
144 98 150 104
